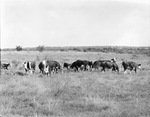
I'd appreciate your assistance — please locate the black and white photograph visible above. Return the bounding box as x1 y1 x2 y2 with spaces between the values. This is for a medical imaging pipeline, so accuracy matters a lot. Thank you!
0 0 150 117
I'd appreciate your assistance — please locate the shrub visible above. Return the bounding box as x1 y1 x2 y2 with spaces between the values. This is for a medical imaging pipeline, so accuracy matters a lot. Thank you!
36 46 45 52
16 46 23 51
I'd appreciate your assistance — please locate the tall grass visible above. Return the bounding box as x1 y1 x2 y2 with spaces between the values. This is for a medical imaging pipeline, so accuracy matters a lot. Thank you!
1 51 150 117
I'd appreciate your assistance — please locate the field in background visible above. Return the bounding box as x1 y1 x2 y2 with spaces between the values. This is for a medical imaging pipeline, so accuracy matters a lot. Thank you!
0 50 150 117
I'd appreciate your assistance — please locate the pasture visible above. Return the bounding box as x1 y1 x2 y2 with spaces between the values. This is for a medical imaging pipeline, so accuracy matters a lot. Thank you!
0 50 150 117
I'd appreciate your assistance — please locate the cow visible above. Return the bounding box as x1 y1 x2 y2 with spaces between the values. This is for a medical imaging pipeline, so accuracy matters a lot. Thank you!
63 62 71 70
101 61 119 72
39 60 47 74
121 60 141 74
44 60 62 76
92 60 102 70
92 58 119 72
1 63 11 70
70 60 93 72
83 60 93 71
23 61 36 74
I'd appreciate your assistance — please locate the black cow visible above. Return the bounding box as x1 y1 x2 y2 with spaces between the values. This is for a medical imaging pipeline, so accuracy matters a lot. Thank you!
1 63 11 70
92 60 109 70
122 60 141 74
44 60 62 76
101 61 119 72
63 62 71 70
70 60 92 72
39 60 46 74
92 60 111 70
92 58 119 72
23 61 36 74
83 60 93 71
92 60 101 70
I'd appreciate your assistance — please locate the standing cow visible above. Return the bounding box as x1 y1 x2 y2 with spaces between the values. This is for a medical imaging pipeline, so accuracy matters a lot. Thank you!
70 60 92 72
40 60 62 76
92 58 119 72
101 61 119 72
39 60 47 74
121 60 141 74
23 61 36 74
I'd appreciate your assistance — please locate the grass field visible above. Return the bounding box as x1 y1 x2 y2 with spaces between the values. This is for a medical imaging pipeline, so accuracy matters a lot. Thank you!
0 50 150 117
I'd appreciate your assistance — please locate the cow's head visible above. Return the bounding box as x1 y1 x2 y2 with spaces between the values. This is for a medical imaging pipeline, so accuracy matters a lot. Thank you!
111 58 117 62
138 64 141 69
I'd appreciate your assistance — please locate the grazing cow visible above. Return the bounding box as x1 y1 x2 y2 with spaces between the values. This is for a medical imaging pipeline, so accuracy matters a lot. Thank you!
101 61 119 72
23 61 36 74
70 60 92 72
122 60 141 74
92 60 102 70
92 58 119 72
39 60 47 74
1 63 11 70
83 60 93 71
63 62 71 70
44 60 62 76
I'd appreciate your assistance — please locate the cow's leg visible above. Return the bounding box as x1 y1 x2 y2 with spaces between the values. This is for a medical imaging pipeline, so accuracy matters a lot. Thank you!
55 67 58 73
104 68 106 72
124 69 127 74
32 68 35 74
42 68 45 74
75 67 78 72
112 66 115 72
53 68 56 73
5 66 8 70
101 67 105 72
49 68 51 77
134 68 137 73
25 69 28 73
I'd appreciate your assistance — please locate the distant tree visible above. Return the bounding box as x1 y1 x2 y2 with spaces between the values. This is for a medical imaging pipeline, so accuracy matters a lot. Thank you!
36 45 45 52
16 46 23 51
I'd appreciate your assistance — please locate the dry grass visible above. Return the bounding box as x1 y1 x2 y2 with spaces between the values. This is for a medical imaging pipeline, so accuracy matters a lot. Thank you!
0 51 150 117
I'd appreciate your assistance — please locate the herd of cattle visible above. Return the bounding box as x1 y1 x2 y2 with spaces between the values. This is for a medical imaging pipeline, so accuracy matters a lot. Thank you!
1 58 141 76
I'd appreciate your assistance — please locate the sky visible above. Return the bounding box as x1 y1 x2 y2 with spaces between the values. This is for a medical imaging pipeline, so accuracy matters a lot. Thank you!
1 0 150 48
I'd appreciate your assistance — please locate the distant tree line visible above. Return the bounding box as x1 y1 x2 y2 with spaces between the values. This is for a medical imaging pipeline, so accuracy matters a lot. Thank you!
15 45 45 52
2 45 150 57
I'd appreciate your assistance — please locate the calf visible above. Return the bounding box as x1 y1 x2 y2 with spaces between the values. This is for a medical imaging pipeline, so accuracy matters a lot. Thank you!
122 60 141 74
1 63 11 70
63 62 71 70
23 61 36 74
